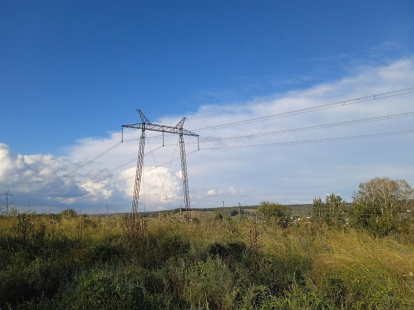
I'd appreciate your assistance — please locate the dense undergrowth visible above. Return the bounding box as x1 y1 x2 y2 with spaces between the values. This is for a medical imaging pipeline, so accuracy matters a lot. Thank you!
1 212 414 309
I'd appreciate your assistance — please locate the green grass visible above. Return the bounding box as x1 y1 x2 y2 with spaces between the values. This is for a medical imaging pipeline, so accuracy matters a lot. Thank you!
0 213 414 309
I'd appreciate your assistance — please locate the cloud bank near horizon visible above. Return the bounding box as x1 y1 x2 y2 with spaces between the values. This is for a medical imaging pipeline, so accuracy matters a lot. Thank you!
1 57 414 214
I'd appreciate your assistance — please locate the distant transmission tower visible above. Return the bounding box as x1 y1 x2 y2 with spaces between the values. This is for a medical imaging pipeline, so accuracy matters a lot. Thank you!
0 190 13 213
122 110 199 217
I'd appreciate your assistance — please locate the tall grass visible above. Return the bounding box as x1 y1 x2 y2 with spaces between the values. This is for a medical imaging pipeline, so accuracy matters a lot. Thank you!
0 213 413 309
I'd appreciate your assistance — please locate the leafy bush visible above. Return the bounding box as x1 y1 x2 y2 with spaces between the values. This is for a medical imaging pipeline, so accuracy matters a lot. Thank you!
258 201 292 227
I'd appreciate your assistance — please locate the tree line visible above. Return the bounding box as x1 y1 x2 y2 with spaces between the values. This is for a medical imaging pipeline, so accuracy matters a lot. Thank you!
258 177 414 236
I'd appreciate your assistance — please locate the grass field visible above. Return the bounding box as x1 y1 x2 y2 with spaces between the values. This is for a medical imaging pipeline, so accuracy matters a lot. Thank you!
1 210 414 309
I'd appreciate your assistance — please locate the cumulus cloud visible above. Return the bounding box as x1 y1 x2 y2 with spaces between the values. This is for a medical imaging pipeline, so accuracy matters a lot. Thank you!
2 57 414 213
207 186 244 196
81 180 113 201
0 143 125 212
0 144 84 200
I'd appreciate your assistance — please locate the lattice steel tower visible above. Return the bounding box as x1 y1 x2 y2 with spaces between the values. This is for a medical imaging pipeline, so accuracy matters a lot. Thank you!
122 110 199 215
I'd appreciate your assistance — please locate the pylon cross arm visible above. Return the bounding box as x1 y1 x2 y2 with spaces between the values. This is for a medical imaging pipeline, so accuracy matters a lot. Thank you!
122 123 199 137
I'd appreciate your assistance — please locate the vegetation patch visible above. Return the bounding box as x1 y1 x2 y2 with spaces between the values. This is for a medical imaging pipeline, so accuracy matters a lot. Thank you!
1 177 413 309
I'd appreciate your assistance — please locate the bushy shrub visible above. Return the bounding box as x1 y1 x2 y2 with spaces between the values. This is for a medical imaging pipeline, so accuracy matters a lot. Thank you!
51 269 147 310
258 201 292 227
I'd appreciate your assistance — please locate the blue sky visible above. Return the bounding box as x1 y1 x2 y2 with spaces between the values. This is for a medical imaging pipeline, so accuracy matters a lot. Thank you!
0 1 413 213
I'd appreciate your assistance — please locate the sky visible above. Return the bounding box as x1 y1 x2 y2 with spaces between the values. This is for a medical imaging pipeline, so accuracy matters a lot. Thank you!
0 1 414 213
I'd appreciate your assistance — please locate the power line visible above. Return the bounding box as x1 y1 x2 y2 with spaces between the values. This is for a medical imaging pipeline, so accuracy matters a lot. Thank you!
83 110 414 184
61 88 414 194
192 87 414 132
155 111 414 147
123 87 414 145
200 111 414 143
65 141 122 176
201 129 414 150
111 128 413 184
57 87 414 182
69 108 414 180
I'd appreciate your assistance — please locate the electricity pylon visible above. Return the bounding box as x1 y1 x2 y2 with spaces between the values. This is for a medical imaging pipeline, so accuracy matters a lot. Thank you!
0 190 13 213
122 110 199 216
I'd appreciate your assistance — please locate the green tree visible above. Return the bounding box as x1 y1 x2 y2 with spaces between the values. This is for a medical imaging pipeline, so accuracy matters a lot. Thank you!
61 208 77 218
312 194 346 228
258 201 292 227
349 177 414 236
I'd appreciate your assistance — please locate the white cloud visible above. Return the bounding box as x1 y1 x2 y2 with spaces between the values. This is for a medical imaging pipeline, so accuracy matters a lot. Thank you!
1 57 414 213
206 186 244 196
207 189 220 196
81 180 113 201
0 144 83 199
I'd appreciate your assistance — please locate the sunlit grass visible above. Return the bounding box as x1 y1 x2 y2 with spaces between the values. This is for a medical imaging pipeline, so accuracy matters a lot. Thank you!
1 212 414 309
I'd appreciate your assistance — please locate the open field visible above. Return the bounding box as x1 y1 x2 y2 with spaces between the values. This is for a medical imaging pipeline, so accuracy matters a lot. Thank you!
1 209 414 310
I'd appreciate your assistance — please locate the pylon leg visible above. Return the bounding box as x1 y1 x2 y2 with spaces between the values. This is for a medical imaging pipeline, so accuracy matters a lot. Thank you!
179 134 190 213
132 130 145 215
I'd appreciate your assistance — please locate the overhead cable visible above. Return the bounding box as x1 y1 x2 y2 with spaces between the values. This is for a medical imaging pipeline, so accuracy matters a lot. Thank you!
155 111 414 147
202 129 414 150
192 87 414 132
123 86 414 144
111 128 413 183
197 111 414 144
65 141 122 176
